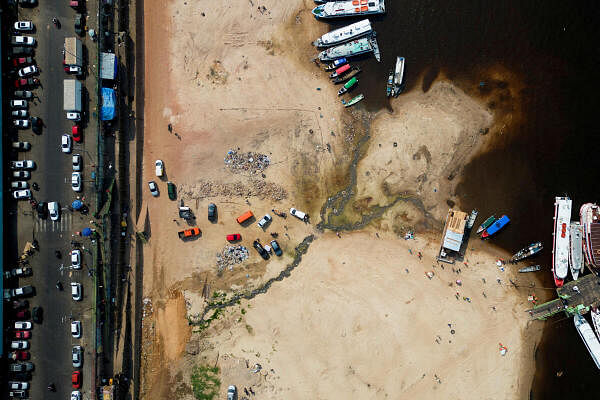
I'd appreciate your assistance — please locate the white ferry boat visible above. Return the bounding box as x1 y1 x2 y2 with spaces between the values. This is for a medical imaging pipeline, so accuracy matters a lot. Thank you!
570 222 584 280
552 196 572 287
574 314 600 369
591 307 600 341
313 19 372 47
580 203 600 270
312 0 386 19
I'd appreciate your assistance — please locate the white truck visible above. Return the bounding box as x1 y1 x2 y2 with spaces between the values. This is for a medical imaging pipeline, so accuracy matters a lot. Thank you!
290 208 308 222
64 37 83 66
64 79 82 112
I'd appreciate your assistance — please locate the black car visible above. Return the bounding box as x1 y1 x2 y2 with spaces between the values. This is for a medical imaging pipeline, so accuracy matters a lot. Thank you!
8 372 31 381
9 390 27 399
208 203 217 222
253 240 269 260
10 47 34 56
32 306 42 323
19 0 38 6
31 117 42 134
9 362 33 372
11 300 28 310
36 202 47 219
270 240 282 256
74 14 84 36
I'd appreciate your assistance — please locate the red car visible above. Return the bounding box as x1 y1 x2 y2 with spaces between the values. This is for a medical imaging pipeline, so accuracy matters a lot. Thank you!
72 371 81 389
14 78 39 88
72 125 82 142
9 351 29 360
14 331 31 339
15 310 30 319
227 234 242 242
12 57 33 67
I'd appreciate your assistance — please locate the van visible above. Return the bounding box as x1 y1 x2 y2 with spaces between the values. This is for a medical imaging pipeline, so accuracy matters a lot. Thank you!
236 211 254 224
167 182 176 200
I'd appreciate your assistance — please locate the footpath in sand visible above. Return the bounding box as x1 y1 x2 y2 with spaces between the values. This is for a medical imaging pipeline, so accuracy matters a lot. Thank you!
138 0 542 399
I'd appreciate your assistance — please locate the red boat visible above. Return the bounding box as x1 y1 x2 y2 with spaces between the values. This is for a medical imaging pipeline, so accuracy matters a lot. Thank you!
329 63 350 79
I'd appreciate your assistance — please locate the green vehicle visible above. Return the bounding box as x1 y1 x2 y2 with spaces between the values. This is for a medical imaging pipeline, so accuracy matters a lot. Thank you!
167 182 176 200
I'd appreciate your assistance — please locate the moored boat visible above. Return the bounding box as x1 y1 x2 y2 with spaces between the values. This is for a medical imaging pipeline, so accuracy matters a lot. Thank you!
344 93 364 107
386 70 393 97
574 314 600 369
511 242 543 262
466 209 478 229
313 19 373 47
312 0 386 19
481 215 509 239
570 222 584 280
324 57 347 71
332 67 361 84
391 56 405 96
476 215 496 234
591 308 600 341
580 203 600 270
338 77 357 95
518 265 541 273
329 63 351 78
318 34 381 62
552 196 572 287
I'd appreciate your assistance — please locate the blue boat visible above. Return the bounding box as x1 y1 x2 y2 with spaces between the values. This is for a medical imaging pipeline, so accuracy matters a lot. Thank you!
481 215 510 238
324 57 347 71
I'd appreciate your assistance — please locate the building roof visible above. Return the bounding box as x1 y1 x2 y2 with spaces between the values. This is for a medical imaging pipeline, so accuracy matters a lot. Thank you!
442 209 467 252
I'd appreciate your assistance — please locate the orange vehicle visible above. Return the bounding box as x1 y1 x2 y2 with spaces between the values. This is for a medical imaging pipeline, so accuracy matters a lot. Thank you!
178 227 201 239
236 211 253 224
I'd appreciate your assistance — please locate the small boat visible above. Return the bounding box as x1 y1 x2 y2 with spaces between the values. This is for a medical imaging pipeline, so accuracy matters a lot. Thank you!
519 265 541 273
391 56 405 97
466 209 478 229
552 197 572 287
338 77 357 95
329 63 351 78
481 215 509 239
344 94 364 108
324 58 347 71
574 314 600 369
333 67 361 84
313 19 372 47
511 242 543 262
570 222 584 280
591 308 600 341
312 0 386 19
476 215 496 234
386 70 394 97
318 34 381 62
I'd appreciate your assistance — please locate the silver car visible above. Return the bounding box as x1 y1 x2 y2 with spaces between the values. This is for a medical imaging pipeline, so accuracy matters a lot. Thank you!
71 172 82 192
13 190 31 200
72 345 83 368
71 282 82 301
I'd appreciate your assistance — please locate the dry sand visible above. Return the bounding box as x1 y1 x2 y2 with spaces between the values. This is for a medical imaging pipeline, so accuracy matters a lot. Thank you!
139 0 542 398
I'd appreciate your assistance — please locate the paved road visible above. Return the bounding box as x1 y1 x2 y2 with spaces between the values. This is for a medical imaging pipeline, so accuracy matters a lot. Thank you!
8 2 98 399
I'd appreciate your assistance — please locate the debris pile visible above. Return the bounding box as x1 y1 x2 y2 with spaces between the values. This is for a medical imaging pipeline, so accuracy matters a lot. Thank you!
224 150 270 175
180 180 287 202
216 245 249 273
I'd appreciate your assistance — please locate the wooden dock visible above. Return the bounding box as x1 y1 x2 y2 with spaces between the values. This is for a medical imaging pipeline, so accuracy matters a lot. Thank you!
528 273 600 320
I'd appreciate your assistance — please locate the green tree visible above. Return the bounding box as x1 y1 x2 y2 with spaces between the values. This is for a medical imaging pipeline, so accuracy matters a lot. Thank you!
190 365 221 400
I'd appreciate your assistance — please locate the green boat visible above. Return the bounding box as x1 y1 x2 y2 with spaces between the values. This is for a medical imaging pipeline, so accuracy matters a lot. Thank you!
344 94 364 108
338 77 357 96
476 215 496 234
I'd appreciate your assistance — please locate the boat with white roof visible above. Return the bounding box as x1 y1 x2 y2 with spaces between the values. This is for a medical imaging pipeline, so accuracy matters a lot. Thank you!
552 196 572 287
318 34 380 62
574 314 600 369
313 19 372 47
570 222 584 280
312 0 385 19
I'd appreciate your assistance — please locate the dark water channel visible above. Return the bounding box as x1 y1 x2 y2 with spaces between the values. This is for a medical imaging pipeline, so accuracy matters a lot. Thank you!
319 0 600 397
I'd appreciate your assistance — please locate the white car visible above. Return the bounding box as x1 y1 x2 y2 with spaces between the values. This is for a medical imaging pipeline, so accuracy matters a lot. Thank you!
10 99 27 108
155 160 164 177
66 65 82 75
14 321 32 330
12 141 31 151
257 213 272 229
12 171 30 179
72 154 82 171
13 119 30 128
12 35 35 46
71 320 82 338
71 282 82 301
17 65 37 77
71 391 82 400
11 110 28 118
66 112 81 121
61 134 72 153
148 181 159 197
8 382 29 390
71 249 81 269
72 172 82 192
10 160 35 169
13 189 31 200
10 341 29 350
11 181 28 189
48 201 60 221
290 207 308 221
72 345 83 368
14 21 34 31
227 385 237 400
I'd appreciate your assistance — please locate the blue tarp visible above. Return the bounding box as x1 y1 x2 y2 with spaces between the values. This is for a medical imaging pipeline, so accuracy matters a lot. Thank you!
100 87 116 121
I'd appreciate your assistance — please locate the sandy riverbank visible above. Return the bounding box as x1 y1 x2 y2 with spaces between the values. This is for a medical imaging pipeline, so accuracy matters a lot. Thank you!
138 0 542 398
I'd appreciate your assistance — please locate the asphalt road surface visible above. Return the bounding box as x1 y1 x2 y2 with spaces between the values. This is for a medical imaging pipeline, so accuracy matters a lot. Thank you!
7 1 98 399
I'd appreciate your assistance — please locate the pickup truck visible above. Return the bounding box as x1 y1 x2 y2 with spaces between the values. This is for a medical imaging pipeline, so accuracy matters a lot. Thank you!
290 208 308 221
178 227 201 239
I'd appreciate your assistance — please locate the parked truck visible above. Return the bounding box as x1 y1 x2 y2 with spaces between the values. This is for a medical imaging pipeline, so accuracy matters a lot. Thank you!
64 37 82 66
64 79 82 112
178 227 201 239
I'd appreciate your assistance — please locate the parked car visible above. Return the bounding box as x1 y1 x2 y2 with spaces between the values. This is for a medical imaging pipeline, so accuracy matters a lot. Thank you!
14 21 34 31
36 202 48 219
167 181 176 200
208 203 217 222
8 390 28 398
11 36 35 46
71 390 82 400
148 181 159 197
9 268 32 278
10 341 29 350
48 201 60 221
14 310 30 319
62 134 72 153
72 371 82 388
13 190 32 200
14 77 39 88
11 110 28 118
8 362 33 372
270 240 283 256
11 142 31 151
178 227 201 240
8 382 29 390
253 240 269 260
9 372 32 381
11 300 29 310
10 99 27 108
13 119 30 129
14 321 32 330
11 286 34 298
11 181 29 189
227 233 242 242
13 90 32 99
227 385 237 400
71 249 81 269
71 283 82 301
66 112 81 121
12 171 30 179
8 351 29 361
12 57 33 67
72 125 82 142
257 213 272 229
10 160 35 169
31 116 43 134
18 0 38 6
32 307 42 324
17 65 37 77
10 47 34 56
14 331 31 339
290 208 308 221
72 172 82 192
72 345 83 368
155 160 164 176
74 14 84 35
65 65 82 75
72 154 82 171
71 321 81 338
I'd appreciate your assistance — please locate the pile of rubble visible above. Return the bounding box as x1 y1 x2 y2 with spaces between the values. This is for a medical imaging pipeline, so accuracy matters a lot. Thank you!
179 179 287 201
216 245 250 273
224 150 271 175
